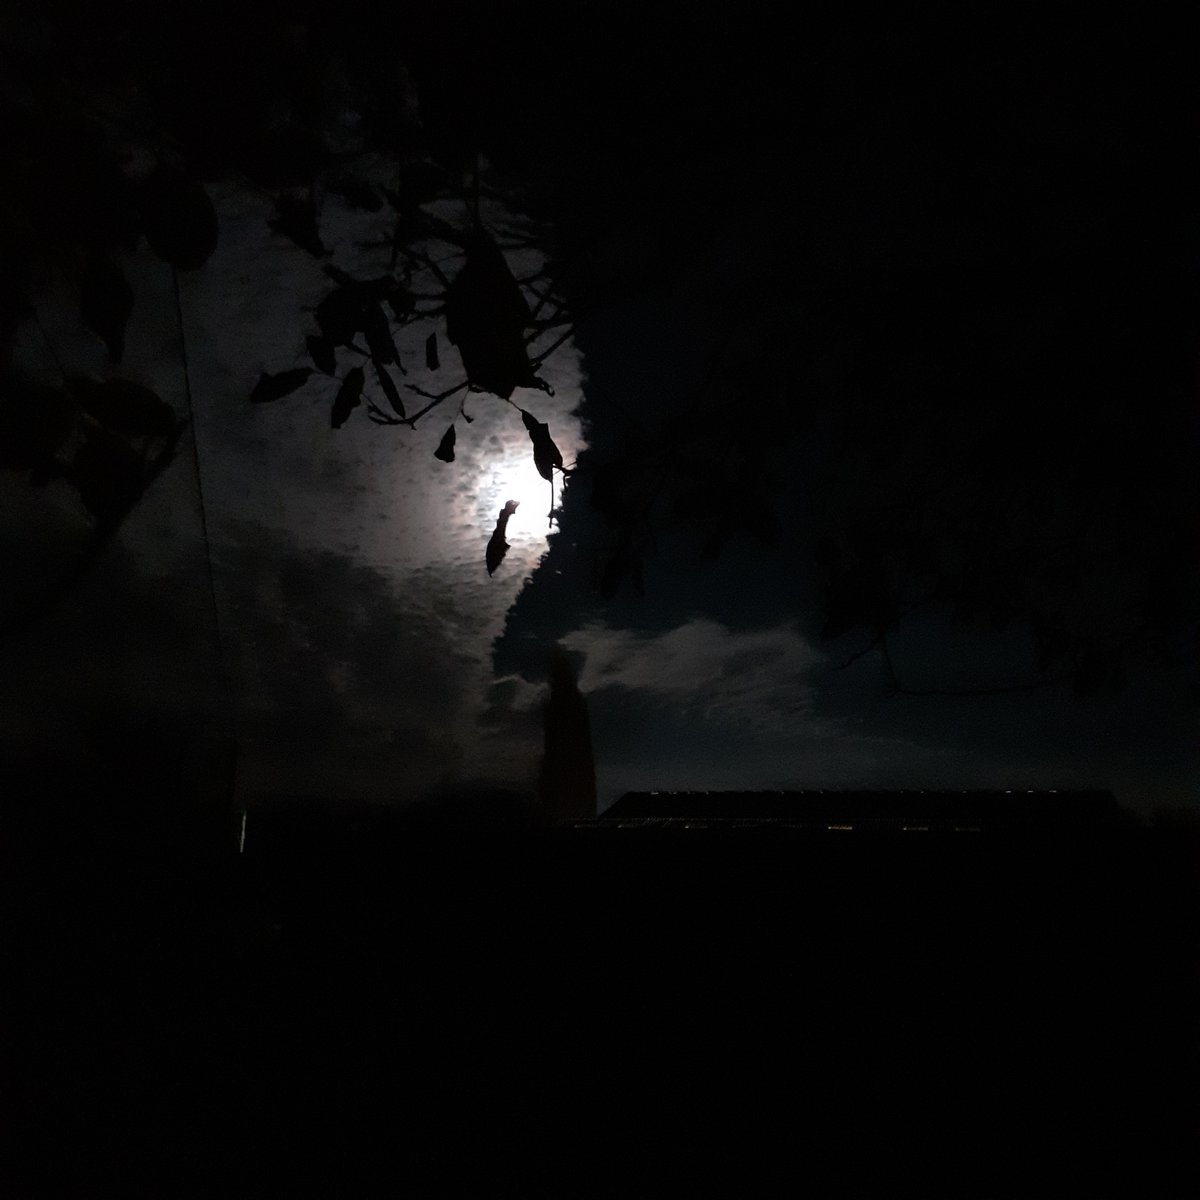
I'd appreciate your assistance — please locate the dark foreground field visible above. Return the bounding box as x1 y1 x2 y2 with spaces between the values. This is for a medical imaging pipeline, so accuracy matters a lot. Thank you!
4 795 1197 1198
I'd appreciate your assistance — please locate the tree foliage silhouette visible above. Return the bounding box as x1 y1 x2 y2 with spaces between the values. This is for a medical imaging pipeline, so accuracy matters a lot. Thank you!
1 4 1194 701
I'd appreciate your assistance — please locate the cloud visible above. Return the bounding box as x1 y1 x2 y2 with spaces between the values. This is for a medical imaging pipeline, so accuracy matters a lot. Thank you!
210 521 477 793
563 618 826 736
806 610 1200 813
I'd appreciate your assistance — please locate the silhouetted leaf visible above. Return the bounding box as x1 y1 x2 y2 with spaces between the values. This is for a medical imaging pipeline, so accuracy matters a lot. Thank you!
315 287 362 346
386 286 415 323
434 423 456 462
326 176 383 212
446 234 531 349
391 159 448 204
70 428 146 529
0 368 77 471
486 499 519 575
521 408 563 481
250 368 313 404
444 231 547 399
425 331 440 371
28 459 65 487
322 265 357 288
270 193 327 258
331 366 364 428
362 303 396 364
307 334 336 375
79 253 133 362
139 165 218 271
70 378 176 438
322 270 411 343
31 122 141 251
374 363 405 419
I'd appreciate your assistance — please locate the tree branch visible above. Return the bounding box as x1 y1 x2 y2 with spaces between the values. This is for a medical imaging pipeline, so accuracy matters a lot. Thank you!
831 631 886 671
401 380 471 425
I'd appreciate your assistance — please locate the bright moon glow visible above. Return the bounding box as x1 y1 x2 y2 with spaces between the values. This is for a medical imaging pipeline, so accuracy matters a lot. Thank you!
393 200 582 562
481 457 557 540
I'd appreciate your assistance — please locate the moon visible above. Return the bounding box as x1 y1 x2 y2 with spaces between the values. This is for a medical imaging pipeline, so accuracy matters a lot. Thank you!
480 451 559 539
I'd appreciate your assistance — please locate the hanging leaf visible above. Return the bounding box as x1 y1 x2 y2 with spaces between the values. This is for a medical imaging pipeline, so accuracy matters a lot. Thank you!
70 377 176 438
486 500 519 575
322 264 357 288
28 459 66 487
0 368 78 471
434 423 456 462
443 233 540 399
520 408 563 481
386 285 415 323
390 158 448 205
321 270 410 350
269 193 327 258
425 331 440 371
326 176 383 212
446 233 531 349
362 303 396 365
79 252 133 362
307 334 336 375
250 368 313 403
315 287 362 346
338 271 404 303
374 363 406 419
331 366 364 428
69 427 147 530
36 125 141 251
139 165 218 271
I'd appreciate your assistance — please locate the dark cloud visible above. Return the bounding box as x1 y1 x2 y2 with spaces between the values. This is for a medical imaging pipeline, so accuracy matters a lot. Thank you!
213 519 491 798
497 521 1196 813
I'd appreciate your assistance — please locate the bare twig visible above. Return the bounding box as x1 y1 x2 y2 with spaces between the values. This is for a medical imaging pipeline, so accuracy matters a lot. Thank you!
832 631 886 672
401 380 471 425
529 324 576 368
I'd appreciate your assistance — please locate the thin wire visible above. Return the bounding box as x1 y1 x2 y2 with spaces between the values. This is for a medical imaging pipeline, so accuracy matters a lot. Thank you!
172 267 239 762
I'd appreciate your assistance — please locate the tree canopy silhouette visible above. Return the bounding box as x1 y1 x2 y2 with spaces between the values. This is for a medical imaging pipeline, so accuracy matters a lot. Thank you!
1 4 1194 701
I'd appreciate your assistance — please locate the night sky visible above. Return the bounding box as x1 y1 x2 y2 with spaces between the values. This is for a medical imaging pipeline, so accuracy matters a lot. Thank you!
4 8 1200 1197
1 6 1196 824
